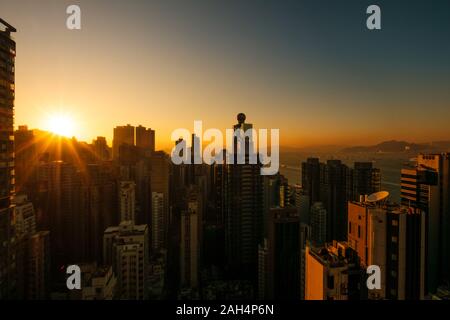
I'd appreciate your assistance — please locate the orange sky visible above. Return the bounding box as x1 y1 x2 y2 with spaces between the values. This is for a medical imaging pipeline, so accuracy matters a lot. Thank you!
4 1 449 150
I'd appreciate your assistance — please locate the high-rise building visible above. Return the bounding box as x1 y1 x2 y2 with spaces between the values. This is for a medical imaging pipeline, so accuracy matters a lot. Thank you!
0 19 17 299
26 231 50 300
10 192 51 300
92 136 110 161
224 114 264 284
103 221 148 300
348 199 426 299
37 161 86 269
299 223 311 300
180 187 202 289
257 239 268 299
83 164 118 261
320 160 350 241
135 125 155 155
119 181 136 223
113 124 135 160
302 159 381 242
151 192 164 252
264 206 300 299
293 185 310 224
310 202 327 247
400 153 450 294
14 126 37 194
13 195 50 300
13 195 36 237
151 151 170 252
352 162 381 201
302 158 320 206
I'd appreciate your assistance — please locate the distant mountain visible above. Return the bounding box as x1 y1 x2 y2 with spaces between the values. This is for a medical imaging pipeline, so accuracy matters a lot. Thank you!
280 145 344 153
342 140 450 153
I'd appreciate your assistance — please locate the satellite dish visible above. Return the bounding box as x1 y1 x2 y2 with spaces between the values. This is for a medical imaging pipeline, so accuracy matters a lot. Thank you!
367 191 389 203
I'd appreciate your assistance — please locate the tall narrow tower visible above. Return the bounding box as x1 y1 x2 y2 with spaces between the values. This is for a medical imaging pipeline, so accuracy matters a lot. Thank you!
225 114 264 284
0 18 17 299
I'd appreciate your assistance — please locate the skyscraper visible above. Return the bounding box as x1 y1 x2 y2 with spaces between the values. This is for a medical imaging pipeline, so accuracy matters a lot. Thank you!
225 114 264 284
36 161 87 270
265 206 300 299
14 126 37 194
310 202 327 247
92 136 110 161
320 160 350 241
113 124 135 160
348 199 426 299
180 186 202 289
352 162 381 201
302 158 320 206
13 195 36 237
135 125 155 155
26 231 51 300
151 151 170 252
302 159 381 242
119 181 136 223
0 19 17 299
401 153 450 294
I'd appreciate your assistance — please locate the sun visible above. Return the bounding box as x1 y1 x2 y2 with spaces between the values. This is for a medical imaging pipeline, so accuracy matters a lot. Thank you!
45 113 76 137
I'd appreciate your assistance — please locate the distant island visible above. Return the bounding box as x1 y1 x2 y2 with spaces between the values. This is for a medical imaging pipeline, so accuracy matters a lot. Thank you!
341 140 450 153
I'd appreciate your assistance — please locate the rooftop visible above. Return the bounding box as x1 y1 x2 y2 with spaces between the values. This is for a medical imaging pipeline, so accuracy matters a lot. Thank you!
0 18 16 33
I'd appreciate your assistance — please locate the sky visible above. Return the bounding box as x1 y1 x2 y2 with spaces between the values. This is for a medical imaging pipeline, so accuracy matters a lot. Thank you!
2 0 450 150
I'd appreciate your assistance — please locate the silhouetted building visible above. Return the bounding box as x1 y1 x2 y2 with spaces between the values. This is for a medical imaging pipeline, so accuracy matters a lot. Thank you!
113 124 134 160
119 181 136 223
13 195 36 236
92 136 110 161
302 159 381 242
135 125 155 156
352 162 381 201
320 160 350 241
25 231 51 300
0 18 17 299
180 187 202 289
37 161 86 270
302 158 320 206
151 151 170 252
264 206 300 299
310 202 327 247
401 153 450 294
14 126 38 194
225 114 264 284
13 195 50 300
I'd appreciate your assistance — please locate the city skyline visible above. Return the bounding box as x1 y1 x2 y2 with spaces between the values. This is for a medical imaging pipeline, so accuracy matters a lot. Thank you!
2 1 450 304
2 0 450 149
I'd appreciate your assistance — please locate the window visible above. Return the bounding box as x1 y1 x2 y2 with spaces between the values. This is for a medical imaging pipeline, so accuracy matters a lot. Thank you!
358 226 361 238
